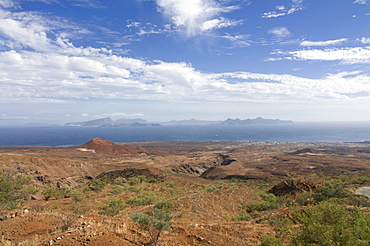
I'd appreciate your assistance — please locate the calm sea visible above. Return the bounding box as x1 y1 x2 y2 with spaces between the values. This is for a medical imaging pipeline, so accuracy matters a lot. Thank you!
0 122 370 146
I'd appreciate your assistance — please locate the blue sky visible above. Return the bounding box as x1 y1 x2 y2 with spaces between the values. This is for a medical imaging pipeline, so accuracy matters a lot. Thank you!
1 0 370 125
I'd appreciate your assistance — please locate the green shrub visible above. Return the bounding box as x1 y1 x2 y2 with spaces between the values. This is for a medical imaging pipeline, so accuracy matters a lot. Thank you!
260 235 284 246
70 204 86 215
205 182 225 192
154 200 173 212
100 198 126 217
294 192 314 206
88 179 107 192
313 182 350 202
148 177 161 183
248 193 284 212
291 200 370 246
130 208 172 246
113 177 127 185
110 185 125 195
123 185 142 193
128 175 147 185
42 187 63 201
0 170 36 209
70 189 84 202
162 182 178 188
234 210 251 221
127 192 157 207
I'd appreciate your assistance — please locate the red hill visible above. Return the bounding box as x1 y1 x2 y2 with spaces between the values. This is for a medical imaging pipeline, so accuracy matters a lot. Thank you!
78 138 150 155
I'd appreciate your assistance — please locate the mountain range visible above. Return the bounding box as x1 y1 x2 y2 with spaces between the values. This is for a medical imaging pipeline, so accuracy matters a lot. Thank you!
65 117 293 127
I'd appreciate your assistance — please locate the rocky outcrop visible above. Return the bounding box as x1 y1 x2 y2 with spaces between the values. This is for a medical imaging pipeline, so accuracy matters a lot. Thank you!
268 177 322 196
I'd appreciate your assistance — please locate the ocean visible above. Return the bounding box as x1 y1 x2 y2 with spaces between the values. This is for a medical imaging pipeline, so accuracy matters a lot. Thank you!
0 122 370 146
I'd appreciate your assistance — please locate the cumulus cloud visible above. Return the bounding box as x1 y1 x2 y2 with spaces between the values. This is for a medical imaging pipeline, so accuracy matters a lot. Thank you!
300 38 348 46
268 27 291 38
262 0 304 18
155 0 240 36
1 45 370 104
273 47 370 64
1 0 370 108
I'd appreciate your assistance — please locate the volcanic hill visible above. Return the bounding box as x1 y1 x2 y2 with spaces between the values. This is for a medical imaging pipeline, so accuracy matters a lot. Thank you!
78 138 151 155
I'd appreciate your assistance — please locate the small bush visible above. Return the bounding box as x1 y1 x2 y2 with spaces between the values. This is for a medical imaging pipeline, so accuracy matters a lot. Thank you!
70 204 86 215
154 200 173 212
100 198 126 217
70 190 84 202
162 182 177 188
294 192 314 206
42 187 63 201
148 177 161 183
127 192 157 207
313 182 350 202
110 185 125 195
260 235 284 246
291 200 370 246
205 182 225 192
0 170 36 210
30 203 46 213
123 185 142 193
128 175 147 185
113 177 127 185
248 193 284 212
130 208 172 246
88 179 107 192
55 213 78 232
234 210 251 221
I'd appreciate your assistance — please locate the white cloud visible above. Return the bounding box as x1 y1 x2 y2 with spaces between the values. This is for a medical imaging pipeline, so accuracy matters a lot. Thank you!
0 9 96 53
300 38 348 46
358 37 370 44
0 0 15 8
0 114 30 120
354 0 367 4
200 17 240 32
268 27 291 38
1 0 370 110
155 0 240 36
1 45 370 105
274 47 370 64
221 33 251 48
80 112 144 119
262 0 304 18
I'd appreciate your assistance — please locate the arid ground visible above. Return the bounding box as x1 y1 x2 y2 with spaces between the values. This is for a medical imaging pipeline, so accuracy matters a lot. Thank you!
1 139 370 245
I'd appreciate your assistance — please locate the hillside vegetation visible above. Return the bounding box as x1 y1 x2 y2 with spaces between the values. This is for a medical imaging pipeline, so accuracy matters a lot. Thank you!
1 140 370 245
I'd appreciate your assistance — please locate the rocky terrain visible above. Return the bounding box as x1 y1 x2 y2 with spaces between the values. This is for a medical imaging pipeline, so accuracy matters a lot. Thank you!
1 139 370 245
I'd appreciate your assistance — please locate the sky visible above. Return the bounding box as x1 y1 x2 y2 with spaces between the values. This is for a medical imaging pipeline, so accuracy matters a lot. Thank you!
1 0 370 125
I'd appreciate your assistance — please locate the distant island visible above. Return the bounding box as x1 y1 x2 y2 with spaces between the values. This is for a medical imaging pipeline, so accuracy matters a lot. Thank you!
64 117 293 127
217 117 294 125
65 117 161 127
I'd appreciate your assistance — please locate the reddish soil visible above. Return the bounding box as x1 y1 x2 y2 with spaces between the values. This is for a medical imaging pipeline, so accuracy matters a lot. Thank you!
1 140 370 245
79 138 153 155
